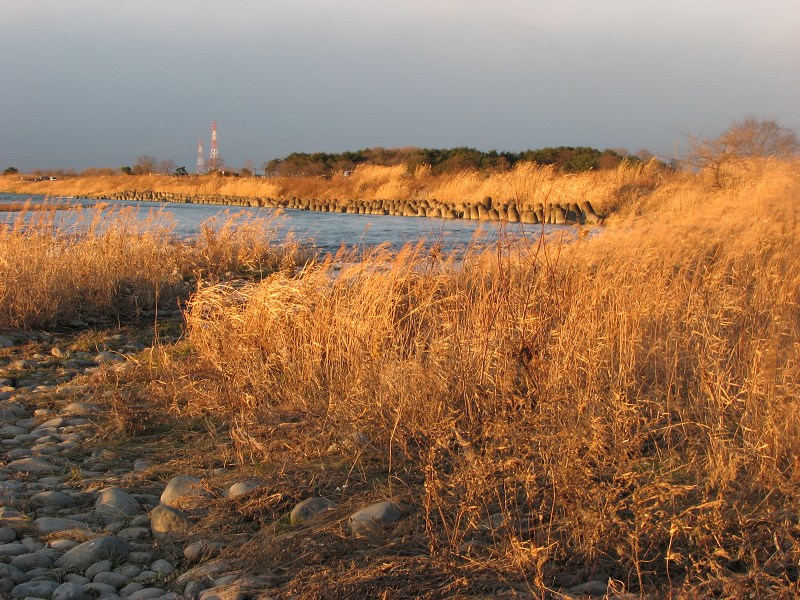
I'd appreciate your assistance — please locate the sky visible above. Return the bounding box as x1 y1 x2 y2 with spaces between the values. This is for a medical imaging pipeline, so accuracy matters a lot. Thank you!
1 0 798 172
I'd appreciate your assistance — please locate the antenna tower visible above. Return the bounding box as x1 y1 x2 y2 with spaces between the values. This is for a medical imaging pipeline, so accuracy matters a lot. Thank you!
209 121 220 171
196 139 205 174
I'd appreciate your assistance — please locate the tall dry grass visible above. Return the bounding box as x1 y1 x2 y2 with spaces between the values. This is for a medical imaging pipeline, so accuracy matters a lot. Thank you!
174 159 800 594
0 203 184 328
2 160 667 215
0 202 303 329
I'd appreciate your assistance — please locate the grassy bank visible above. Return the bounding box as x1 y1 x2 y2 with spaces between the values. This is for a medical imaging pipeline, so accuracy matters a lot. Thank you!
2 159 799 596
2 159 669 217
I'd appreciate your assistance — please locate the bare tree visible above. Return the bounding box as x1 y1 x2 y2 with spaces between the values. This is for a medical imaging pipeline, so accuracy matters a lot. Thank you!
132 155 158 175
688 116 799 186
157 159 176 175
240 159 255 177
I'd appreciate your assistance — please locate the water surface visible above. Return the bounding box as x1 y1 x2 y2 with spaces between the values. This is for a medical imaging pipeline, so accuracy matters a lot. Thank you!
0 192 571 255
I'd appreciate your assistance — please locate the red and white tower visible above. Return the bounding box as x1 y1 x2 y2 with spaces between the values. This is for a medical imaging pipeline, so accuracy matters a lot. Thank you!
196 139 205 174
208 121 220 171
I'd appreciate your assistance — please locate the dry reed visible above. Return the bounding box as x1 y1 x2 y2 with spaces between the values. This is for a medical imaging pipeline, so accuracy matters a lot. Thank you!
2 160 668 215
172 158 800 595
0 201 303 329
3 160 799 595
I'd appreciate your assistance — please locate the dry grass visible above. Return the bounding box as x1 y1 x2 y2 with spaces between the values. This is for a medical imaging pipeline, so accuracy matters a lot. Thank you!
2 160 668 214
3 160 799 596
163 158 799 595
0 201 304 329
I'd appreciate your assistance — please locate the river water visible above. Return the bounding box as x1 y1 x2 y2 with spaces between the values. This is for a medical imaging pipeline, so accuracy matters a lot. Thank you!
1 192 573 255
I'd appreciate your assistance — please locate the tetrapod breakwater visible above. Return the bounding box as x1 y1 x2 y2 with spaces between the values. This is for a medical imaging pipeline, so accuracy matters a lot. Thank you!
86 190 604 225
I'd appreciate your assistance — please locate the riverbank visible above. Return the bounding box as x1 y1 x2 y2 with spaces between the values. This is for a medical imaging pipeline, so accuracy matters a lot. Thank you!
1 158 799 598
2 160 669 225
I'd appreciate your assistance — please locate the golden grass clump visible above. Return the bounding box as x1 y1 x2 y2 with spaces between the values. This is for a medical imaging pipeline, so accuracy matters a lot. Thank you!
177 159 800 594
187 209 304 281
0 201 303 329
0 203 185 328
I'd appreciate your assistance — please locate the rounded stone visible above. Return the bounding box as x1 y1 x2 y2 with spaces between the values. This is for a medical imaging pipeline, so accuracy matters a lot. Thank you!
117 526 150 541
104 519 127 534
349 500 402 537
10 552 52 571
0 506 26 523
34 416 66 430
113 563 142 578
120 581 145 596
130 514 151 528
54 536 131 572
95 487 141 523
0 527 17 543
10 579 60 599
49 539 80 552
160 475 204 506
149 559 175 575
226 479 264 498
93 570 131 588
289 497 337 525
0 562 27 584
25 566 58 580
150 504 190 539
85 559 113 580
126 551 153 565
184 580 209 599
128 587 165 600
29 490 77 509
211 574 239 587
6 457 57 474
0 544 28 558
84 581 118 596
34 516 92 535
20 536 46 552
52 581 92 600
95 352 125 364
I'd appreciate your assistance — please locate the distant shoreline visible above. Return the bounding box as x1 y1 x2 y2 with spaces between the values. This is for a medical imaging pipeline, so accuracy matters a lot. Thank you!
2 162 621 224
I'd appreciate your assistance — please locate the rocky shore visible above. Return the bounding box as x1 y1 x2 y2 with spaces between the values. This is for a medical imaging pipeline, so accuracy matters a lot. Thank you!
0 326 248 600
0 320 622 600
0 327 469 599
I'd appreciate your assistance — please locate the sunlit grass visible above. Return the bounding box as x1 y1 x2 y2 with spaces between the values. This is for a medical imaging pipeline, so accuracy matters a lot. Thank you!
157 158 800 594
1 159 670 216
0 202 305 329
2 159 799 595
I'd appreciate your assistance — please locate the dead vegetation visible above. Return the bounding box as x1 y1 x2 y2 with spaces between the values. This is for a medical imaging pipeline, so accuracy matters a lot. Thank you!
0 203 307 329
3 158 799 597
2 159 669 216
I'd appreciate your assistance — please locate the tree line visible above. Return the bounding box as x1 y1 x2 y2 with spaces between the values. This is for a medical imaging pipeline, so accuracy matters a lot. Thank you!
264 146 638 177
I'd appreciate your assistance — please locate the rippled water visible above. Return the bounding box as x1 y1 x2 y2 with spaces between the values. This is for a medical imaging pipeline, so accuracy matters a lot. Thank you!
1 192 573 255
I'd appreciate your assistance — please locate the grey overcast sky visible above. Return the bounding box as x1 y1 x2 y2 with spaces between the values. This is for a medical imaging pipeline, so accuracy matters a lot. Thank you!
1 0 798 172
